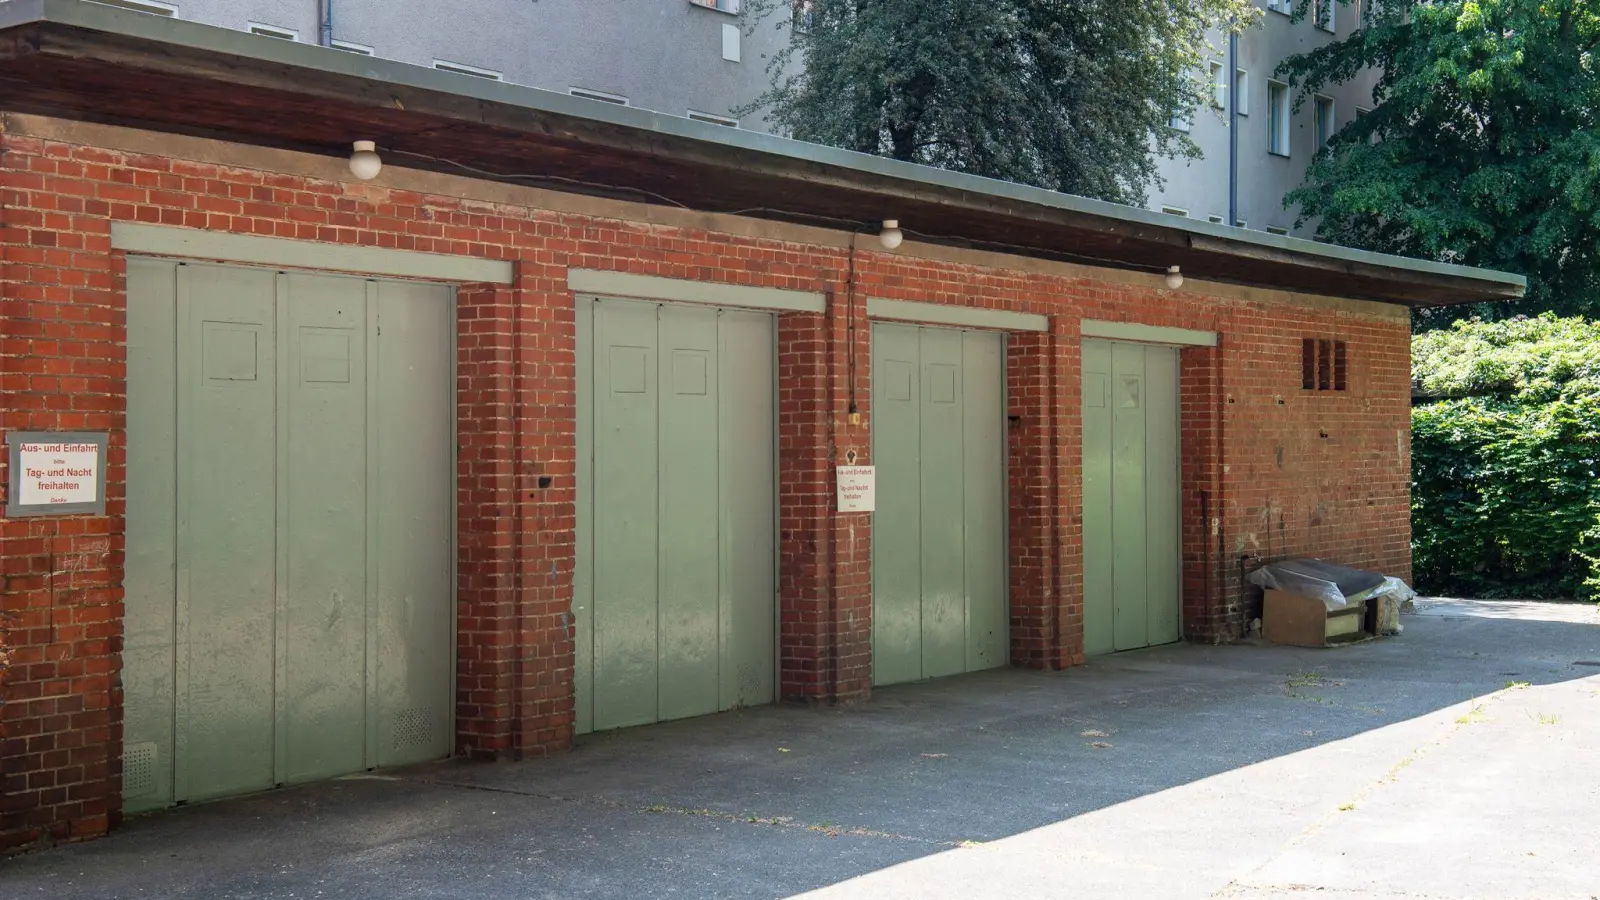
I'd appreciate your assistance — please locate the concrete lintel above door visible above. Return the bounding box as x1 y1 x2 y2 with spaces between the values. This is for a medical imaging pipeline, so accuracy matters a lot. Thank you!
866 298 1048 333
569 270 825 313
112 223 514 284
1080 319 1218 347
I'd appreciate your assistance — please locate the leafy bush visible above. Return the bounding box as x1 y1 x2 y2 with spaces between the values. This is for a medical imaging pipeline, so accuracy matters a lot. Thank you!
1411 315 1600 599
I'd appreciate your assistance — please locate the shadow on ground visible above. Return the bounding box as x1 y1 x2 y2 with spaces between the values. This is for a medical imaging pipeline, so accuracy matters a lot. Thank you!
2 599 1596 899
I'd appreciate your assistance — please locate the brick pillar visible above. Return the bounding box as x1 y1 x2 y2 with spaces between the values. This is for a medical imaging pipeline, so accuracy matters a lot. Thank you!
0 129 123 850
1180 341 1232 640
454 282 520 758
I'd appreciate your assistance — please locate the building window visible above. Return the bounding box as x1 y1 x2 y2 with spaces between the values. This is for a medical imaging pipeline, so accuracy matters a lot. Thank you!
688 0 742 12
1235 219 1248 228
434 60 503 80
1169 112 1192 133
1207 214 1225 224
688 110 739 127
1314 0 1335 31
1209 61 1226 109
1160 206 1189 218
1266 225 1290 236
1314 95 1335 149
1266 0 1291 14
89 0 178 15
1268 80 1291 156
792 0 815 33
571 87 629 105
248 23 298 40
1302 338 1348 391
1235 69 1249 116
331 40 373 55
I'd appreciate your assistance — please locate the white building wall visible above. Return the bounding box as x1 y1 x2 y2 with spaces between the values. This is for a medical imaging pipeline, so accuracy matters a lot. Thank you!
1151 1 1378 237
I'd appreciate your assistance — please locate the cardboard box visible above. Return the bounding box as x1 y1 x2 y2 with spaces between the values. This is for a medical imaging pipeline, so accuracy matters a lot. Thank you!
1262 589 1376 648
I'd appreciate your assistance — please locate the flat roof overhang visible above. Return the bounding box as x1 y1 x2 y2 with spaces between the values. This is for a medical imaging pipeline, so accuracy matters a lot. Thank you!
0 0 1526 307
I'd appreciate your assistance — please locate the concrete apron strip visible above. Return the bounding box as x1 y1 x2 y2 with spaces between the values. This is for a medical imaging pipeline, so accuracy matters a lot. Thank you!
1217 681 1538 897
411 776 970 848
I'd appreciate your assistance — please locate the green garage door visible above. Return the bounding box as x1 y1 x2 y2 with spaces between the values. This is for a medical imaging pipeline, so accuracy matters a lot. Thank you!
1081 338 1181 654
574 296 776 734
870 323 1007 686
122 259 454 812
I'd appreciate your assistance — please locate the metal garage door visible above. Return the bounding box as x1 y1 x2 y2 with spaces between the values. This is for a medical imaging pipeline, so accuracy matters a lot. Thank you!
574 296 776 734
1081 338 1181 654
122 259 454 812
870 324 1007 686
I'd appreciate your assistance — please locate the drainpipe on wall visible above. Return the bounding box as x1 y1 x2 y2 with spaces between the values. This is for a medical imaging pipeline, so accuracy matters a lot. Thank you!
318 0 333 47
1227 24 1239 228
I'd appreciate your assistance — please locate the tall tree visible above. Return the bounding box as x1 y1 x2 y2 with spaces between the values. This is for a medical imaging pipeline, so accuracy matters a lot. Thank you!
1278 0 1600 323
740 0 1258 206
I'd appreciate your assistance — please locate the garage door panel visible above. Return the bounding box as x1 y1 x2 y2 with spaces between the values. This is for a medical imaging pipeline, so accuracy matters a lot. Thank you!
177 263 278 802
1083 338 1181 655
283 275 369 784
374 281 455 767
872 323 1006 686
918 328 967 680
578 297 776 733
128 262 454 811
658 304 721 722
962 332 1007 671
593 299 662 730
1081 340 1116 657
1144 347 1182 646
870 324 923 687
124 258 180 812
719 309 776 709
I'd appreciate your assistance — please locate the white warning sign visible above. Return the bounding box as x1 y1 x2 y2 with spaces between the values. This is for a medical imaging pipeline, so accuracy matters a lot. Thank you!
836 465 876 513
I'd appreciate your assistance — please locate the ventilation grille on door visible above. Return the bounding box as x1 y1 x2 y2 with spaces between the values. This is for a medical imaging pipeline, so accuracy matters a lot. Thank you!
736 662 763 703
393 708 434 751
123 742 158 798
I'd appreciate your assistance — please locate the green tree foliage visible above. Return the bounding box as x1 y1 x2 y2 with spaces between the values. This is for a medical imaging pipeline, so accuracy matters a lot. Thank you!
1411 315 1600 598
739 0 1259 206
1277 1 1600 324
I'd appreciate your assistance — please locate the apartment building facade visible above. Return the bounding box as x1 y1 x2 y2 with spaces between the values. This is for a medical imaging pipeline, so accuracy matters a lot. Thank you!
74 0 1368 235
75 0 785 128
1154 0 1380 237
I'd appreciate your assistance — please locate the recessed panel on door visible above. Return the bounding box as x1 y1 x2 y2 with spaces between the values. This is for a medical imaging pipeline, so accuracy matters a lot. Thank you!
576 296 776 734
871 323 1007 686
1081 338 1181 654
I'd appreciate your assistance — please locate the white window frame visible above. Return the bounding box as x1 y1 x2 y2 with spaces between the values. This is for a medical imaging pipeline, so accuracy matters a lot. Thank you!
1266 225 1291 236
89 0 178 15
1160 206 1190 218
331 39 374 55
1314 0 1335 31
1207 214 1225 224
570 87 629 106
1235 69 1249 116
688 0 742 13
1266 0 1291 14
688 110 740 127
1235 219 1248 229
1314 94 1336 149
434 60 503 81
1209 61 1226 109
1268 80 1291 157
1169 113 1192 133
247 22 299 41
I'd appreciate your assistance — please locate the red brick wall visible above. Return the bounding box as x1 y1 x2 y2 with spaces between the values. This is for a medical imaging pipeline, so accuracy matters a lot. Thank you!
0 128 1412 850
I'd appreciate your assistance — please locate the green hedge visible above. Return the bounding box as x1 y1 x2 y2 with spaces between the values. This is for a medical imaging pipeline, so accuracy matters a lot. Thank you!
1411 315 1600 599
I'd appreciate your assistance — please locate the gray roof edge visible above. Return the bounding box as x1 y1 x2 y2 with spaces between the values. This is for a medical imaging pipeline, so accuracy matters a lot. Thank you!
11 0 1528 295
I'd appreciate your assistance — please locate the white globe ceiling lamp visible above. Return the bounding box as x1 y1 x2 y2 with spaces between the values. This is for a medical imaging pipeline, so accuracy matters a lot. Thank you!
349 140 383 181
1165 265 1184 290
878 219 904 250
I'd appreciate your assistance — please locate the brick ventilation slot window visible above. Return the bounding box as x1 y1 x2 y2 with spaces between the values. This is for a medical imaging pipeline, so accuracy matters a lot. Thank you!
1302 338 1348 391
